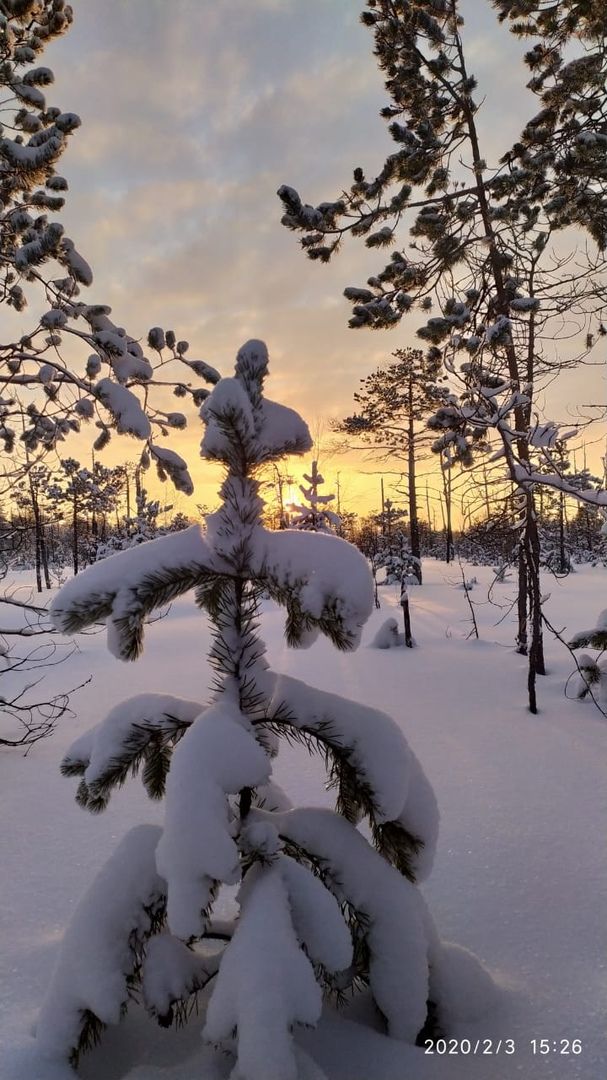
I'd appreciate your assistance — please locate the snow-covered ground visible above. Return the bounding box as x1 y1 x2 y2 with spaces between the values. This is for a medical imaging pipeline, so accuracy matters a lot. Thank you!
2 560 606 1080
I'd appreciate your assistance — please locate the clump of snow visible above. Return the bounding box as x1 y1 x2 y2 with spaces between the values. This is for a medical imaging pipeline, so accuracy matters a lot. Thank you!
150 445 194 496
278 853 352 972
62 693 203 797
94 378 151 439
254 528 374 648
569 607 607 650
199 343 312 464
371 618 404 649
258 398 313 460
200 377 255 461
50 525 214 650
484 315 511 344
204 864 322 1080
258 807 429 1042
143 933 220 1020
156 701 271 939
36 825 164 1063
511 296 540 313
259 668 412 824
429 941 498 1024
253 780 293 813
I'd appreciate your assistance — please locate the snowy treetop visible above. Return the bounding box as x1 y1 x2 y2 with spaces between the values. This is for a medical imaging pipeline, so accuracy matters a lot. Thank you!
201 340 312 465
51 342 374 655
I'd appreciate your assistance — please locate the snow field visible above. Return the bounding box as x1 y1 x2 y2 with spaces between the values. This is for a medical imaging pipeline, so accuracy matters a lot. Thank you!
1 560 606 1079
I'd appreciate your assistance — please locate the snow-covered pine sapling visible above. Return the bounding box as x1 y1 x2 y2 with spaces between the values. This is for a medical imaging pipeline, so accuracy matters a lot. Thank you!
371 616 404 649
569 612 607 709
569 609 607 655
40 341 490 1080
570 653 605 702
287 458 340 532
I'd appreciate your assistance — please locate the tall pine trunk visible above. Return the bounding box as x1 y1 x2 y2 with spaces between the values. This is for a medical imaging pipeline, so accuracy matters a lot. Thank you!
407 386 422 583
525 498 545 714
72 494 79 576
456 32 545 710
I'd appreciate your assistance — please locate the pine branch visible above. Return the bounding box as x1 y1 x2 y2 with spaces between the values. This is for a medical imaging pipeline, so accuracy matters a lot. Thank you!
65 716 190 812
259 710 422 880
71 895 167 1068
261 574 355 651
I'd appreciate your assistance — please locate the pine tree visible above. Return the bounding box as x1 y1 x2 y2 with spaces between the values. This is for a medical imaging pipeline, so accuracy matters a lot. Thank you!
14 462 52 589
38 341 490 1079
0 1 215 489
279 0 607 712
338 348 449 582
287 459 340 532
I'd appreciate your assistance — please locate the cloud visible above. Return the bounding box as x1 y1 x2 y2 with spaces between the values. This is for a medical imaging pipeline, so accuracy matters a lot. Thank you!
31 0 604 509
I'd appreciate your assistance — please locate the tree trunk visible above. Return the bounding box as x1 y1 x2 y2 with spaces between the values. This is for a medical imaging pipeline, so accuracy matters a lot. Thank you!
40 522 51 589
516 541 527 655
455 32 546 709
29 480 43 592
482 465 491 520
424 482 433 551
524 494 545 714
72 494 79 576
407 393 422 583
558 482 567 572
34 526 42 592
443 467 453 564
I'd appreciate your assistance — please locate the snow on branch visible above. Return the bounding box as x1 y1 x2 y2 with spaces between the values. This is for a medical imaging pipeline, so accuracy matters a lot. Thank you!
277 852 352 973
569 608 607 651
200 377 257 462
60 693 204 812
200 373 312 465
257 398 313 461
513 462 607 508
203 863 324 1080
94 379 152 439
257 807 430 1042
50 526 216 659
149 445 193 496
254 528 374 650
390 748 439 882
156 700 271 940
143 933 221 1027
258 669 411 824
36 825 166 1068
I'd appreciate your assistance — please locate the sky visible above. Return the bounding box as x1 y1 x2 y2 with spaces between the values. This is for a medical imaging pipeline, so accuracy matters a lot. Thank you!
39 0 607 521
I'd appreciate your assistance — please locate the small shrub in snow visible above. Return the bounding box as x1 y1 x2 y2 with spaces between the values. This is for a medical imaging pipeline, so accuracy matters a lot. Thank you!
456 575 477 591
569 608 607 654
570 652 606 702
40 341 489 1079
371 617 404 649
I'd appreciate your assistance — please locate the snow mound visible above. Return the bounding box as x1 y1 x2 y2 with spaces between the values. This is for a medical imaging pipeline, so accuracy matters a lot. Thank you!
430 942 499 1024
371 618 404 649
36 825 165 1063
